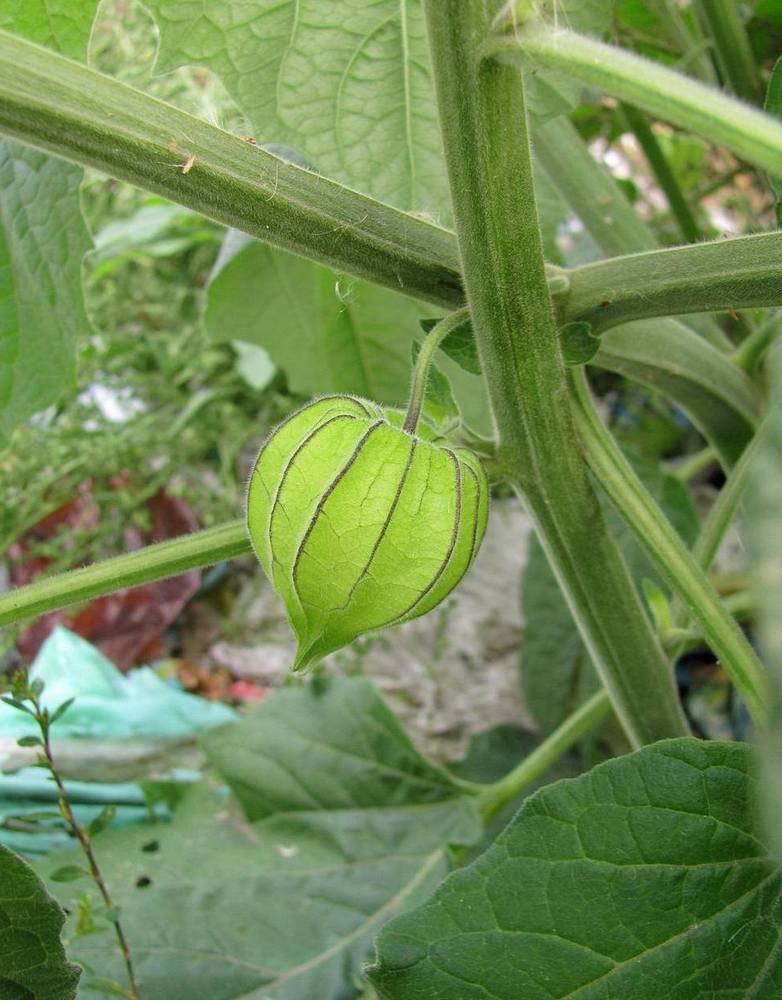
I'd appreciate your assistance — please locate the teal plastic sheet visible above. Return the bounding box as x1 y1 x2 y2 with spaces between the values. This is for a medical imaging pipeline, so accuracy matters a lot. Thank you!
0 627 236 854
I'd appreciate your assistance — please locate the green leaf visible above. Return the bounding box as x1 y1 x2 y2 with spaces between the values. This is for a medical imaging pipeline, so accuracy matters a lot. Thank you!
49 865 88 883
411 339 460 427
87 805 116 840
206 233 431 406
44 678 481 1000
144 0 448 217
558 321 600 365
0 842 81 999
50 697 75 725
0 2 95 447
369 739 782 999
422 316 482 376
16 735 42 748
0 2 96 58
521 451 698 734
206 232 492 430
0 142 92 446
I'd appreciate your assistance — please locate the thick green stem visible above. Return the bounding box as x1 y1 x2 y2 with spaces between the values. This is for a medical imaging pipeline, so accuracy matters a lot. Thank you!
424 0 688 747
0 26 776 428
0 30 463 309
477 690 611 822
404 308 470 433
692 0 761 102
0 521 250 626
570 369 767 728
493 24 782 176
619 102 700 243
563 232 782 335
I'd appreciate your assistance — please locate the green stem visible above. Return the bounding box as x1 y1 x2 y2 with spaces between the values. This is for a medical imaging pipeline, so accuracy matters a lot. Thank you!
619 102 701 243
733 311 781 373
404 308 470 433
563 232 782 335
0 520 250 626
0 29 462 309
692 0 761 102
35 700 140 1000
533 115 730 349
667 421 770 658
493 23 782 176
0 26 774 426
477 690 611 822
570 369 767 728
425 0 688 747
653 0 719 85
672 446 717 483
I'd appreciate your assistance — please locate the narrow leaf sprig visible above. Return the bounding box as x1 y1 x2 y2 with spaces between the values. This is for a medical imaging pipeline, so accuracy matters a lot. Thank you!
2 674 140 1000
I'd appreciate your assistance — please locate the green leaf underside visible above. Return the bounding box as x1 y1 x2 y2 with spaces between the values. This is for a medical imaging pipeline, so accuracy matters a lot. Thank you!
247 396 487 668
369 739 782 1000
0 842 80 999
206 233 493 430
144 0 448 218
43 678 481 1000
206 233 436 406
0 2 95 445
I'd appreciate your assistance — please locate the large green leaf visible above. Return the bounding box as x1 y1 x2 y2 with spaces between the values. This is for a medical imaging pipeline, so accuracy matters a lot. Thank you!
521 452 698 734
205 231 491 428
144 0 447 217
0 145 92 445
369 739 782 999
0 1 94 446
42 678 481 999
0 842 80 999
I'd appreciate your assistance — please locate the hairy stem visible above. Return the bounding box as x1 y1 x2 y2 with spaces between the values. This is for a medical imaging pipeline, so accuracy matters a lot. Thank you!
0 521 250 626
492 23 782 176
404 308 470 433
562 232 782 335
424 0 688 746
0 30 462 309
618 102 700 243
570 369 767 728
532 115 730 350
478 690 611 822
0 27 778 415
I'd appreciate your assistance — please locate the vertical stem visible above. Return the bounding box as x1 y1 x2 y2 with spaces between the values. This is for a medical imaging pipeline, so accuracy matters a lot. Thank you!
424 0 689 746
570 369 767 729
692 0 761 102
619 102 701 243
